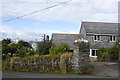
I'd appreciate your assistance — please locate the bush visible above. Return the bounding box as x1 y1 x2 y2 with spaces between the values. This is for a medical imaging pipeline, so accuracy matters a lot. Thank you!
49 42 70 55
97 42 119 62
36 41 52 55
107 47 118 61
14 47 34 57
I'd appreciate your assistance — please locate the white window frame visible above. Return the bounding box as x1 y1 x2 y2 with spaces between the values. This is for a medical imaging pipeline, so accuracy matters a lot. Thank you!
110 35 116 42
93 35 101 41
89 49 98 58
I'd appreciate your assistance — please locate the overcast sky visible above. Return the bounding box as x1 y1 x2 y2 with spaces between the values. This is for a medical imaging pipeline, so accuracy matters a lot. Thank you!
0 0 119 41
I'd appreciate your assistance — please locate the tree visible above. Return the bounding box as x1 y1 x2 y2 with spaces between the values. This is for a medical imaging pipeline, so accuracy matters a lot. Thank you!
17 40 31 49
2 38 12 55
15 47 33 57
2 39 33 58
2 38 11 46
14 40 33 57
2 38 12 59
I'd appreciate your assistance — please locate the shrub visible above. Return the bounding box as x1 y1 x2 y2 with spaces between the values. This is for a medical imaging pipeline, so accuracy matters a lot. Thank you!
36 41 52 55
97 43 119 62
14 47 34 57
49 42 70 55
107 47 118 61
49 46 56 55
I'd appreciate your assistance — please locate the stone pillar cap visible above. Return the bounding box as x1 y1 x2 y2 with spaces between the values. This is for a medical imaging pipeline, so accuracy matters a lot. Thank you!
74 38 88 43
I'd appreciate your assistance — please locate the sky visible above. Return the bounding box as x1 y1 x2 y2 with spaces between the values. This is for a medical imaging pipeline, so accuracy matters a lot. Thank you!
0 0 119 41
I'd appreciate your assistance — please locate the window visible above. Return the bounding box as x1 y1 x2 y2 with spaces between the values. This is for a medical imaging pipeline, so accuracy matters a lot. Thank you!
92 50 96 56
94 35 101 41
90 49 98 57
110 36 116 42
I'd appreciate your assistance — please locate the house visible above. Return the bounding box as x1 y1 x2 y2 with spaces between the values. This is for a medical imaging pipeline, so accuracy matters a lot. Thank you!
80 21 118 58
51 21 118 59
51 33 82 50
29 41 38 51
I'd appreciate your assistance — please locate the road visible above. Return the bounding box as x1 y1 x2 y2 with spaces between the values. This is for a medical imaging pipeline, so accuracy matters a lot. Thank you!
2 71 117 78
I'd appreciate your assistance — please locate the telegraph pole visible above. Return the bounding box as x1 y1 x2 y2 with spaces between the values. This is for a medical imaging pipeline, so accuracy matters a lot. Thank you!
43 34 46 42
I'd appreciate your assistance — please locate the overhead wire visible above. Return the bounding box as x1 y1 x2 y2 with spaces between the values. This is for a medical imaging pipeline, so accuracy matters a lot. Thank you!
2 0 72 23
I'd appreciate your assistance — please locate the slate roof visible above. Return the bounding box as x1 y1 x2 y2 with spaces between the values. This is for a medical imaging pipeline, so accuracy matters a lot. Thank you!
51 33 82 48
80 21 118 35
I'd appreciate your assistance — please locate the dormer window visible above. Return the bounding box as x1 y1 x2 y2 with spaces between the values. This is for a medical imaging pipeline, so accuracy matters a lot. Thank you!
94 35 101 41
110 36 116 42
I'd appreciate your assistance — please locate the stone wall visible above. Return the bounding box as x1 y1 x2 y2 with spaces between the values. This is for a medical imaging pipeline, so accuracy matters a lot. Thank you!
4 55 73 73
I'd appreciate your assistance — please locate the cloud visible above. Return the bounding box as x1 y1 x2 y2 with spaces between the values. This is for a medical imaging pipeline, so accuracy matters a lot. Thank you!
2 0 118 22
0 25 44 41
48 30 78 34
0 24 79 41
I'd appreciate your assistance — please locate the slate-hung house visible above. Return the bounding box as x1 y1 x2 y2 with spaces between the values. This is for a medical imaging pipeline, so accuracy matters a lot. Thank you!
80 21 118 58
51 21 118 58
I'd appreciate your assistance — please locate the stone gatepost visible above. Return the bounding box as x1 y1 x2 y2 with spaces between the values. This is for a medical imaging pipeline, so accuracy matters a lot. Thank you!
72 39 90 72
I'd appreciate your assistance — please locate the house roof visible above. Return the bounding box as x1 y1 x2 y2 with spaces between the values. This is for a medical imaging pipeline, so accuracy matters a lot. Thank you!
81 21 118 35
51 33 82 48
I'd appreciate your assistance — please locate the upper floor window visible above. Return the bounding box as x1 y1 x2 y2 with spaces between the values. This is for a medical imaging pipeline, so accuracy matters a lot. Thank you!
94 35 101 41
110 36 116 42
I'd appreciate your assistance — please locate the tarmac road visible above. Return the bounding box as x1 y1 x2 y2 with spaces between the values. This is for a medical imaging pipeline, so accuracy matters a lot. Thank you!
2 71 117 78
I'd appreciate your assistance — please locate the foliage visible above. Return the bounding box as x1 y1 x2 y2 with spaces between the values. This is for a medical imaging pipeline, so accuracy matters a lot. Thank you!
97 48 108 62
2 38 33 58
2 38 12 56
36 41 52 55
49 42 70 55
17 40 31 49
9 43 18 53
2 38 11 46
97 41 119 62
107 46 118 61
14 47 34 57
